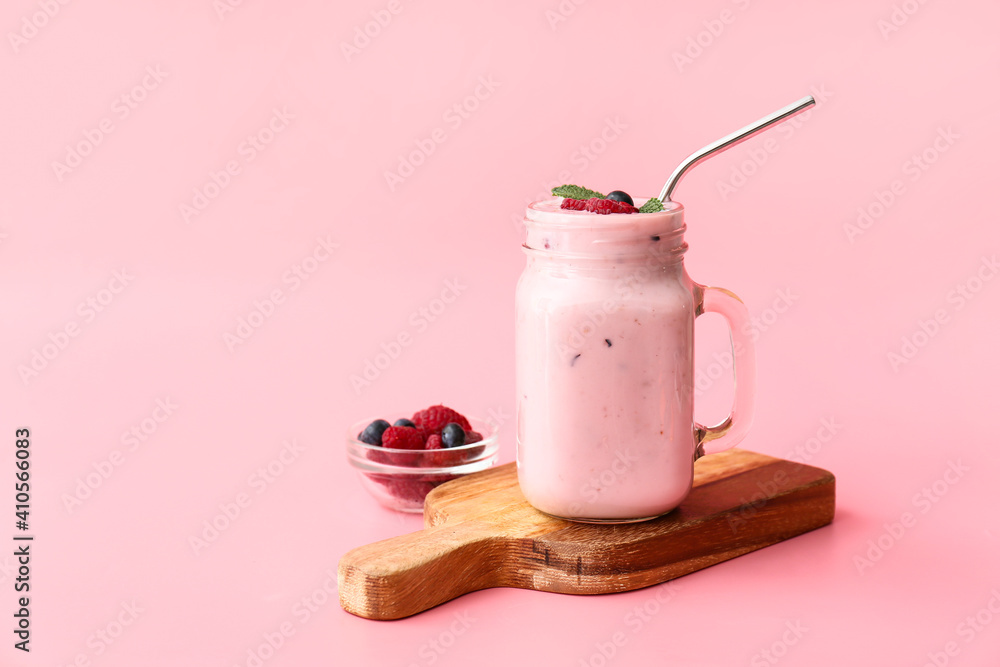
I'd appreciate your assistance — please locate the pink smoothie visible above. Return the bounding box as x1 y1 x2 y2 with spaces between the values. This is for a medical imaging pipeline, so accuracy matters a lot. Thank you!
515 198 698 521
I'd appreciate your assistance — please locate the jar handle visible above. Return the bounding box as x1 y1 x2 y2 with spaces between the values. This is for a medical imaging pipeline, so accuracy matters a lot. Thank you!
693 285 756 459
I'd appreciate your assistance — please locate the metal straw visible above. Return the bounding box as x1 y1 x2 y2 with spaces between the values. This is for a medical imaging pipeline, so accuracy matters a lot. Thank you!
658 95 816 202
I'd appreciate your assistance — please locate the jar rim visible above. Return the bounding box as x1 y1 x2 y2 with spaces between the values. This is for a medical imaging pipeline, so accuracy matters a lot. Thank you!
524 198 687 260
526 197 684 226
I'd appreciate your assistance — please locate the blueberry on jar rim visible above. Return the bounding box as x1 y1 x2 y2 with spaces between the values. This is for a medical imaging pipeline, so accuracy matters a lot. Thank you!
606 190 634 206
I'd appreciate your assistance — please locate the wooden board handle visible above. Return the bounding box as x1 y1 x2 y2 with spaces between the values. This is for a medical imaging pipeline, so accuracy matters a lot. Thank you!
338 521 503 620
338 452 836 621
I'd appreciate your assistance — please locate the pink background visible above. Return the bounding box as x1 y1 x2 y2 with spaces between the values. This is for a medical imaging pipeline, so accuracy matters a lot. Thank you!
2 0 999 665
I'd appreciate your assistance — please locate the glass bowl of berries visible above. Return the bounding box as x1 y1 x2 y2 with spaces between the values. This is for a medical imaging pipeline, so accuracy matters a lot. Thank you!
346 404 500 512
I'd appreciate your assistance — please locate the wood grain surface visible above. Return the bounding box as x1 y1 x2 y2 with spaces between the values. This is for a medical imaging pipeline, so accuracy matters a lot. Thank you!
338 449 835 620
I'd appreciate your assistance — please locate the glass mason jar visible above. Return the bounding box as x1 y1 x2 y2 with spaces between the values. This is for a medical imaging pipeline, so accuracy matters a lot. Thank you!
515 198 755 523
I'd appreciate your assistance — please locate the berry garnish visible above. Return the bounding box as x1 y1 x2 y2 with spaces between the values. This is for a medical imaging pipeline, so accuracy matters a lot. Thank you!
412 405 471 435
441 423 466 448
359 419 390 445
465 431 483 444
586 197 637 214
606 190 634 206
393 418 417 428
553 184 665 214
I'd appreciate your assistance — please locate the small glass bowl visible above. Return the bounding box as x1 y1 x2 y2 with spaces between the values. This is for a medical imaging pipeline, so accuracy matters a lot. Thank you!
346 416 500 513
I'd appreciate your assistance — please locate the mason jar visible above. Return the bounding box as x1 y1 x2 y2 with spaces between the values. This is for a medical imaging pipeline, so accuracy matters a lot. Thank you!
515 197 755 523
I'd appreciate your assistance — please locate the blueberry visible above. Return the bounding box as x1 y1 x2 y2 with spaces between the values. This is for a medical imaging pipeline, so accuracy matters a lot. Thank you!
606 191 634 206
441 423 466 448
359 419 390 445
393 418 416 428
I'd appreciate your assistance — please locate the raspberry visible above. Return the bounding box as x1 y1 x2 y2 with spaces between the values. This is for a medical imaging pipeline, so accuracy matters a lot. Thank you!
366 472 393 488
464 432 485 461
367 448 390 465
560 198 588 211
368 474 444 505
367 426 424 466
384 478 437 504
419 472 458 484
368 448 421 466
381 426 424 450
431 450 467 467
412 405 471 435
424 434 466 467
585 197 637 215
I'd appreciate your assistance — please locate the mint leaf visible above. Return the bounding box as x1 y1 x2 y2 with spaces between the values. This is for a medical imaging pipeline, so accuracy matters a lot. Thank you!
552 184 605 200
637 197 664 213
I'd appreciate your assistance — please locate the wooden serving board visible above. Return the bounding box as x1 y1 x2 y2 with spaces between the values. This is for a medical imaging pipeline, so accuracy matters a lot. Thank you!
338 449 835 620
